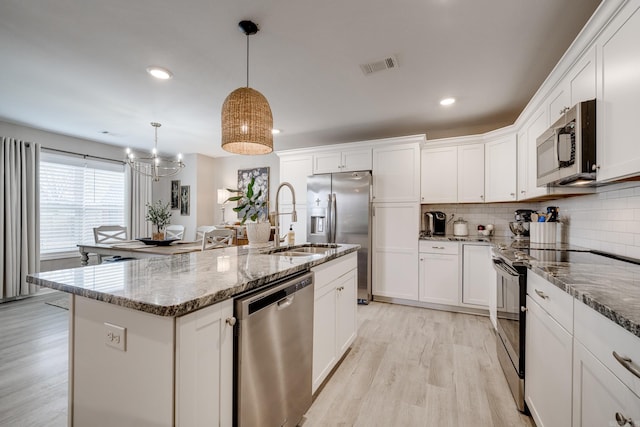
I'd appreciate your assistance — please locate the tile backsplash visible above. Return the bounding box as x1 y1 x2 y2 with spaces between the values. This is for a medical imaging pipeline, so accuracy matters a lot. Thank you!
422 181 640 259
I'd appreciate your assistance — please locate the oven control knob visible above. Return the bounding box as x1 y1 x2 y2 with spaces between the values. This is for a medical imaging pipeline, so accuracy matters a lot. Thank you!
520 306 528 313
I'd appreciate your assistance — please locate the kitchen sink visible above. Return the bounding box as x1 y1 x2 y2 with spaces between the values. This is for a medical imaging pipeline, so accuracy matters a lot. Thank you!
274 251 317 257
289 246 337 254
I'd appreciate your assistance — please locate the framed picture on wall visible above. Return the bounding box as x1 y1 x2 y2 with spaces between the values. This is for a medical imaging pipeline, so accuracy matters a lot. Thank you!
180 185 190 216
171 180 180 210
237 167 269 221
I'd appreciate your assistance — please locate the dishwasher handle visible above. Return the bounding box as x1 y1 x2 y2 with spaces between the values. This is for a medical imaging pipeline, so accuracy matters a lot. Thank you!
236 272 313 319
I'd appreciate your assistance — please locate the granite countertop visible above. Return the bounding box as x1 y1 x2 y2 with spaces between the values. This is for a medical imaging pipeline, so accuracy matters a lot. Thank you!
27 244 359 317
529 252 640 339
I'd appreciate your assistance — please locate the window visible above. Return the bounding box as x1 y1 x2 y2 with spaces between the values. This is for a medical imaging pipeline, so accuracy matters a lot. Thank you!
40 152 126 258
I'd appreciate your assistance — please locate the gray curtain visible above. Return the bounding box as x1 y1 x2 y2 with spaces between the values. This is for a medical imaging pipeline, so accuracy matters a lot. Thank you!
126 163 152 239
1 137 40 299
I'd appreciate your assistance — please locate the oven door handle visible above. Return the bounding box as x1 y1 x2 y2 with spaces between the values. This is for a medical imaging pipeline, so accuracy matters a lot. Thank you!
492 258 520 277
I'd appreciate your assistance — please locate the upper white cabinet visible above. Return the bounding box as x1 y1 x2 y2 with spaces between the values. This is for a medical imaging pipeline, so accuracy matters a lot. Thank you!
518 106 548 200
458 144 485 203
421 146 457 203
313 149 372 174
372 142 421 202
420 141 484 204
485 134 517 202
596 0 640 182
278 153 313 204
547 47 597 125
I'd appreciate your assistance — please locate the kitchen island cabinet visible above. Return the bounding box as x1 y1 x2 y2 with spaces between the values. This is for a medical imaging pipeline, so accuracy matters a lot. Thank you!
311 252 357 393
27 244 359 427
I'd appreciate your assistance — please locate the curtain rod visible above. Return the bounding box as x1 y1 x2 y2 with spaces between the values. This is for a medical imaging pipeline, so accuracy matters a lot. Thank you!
42 147 125 165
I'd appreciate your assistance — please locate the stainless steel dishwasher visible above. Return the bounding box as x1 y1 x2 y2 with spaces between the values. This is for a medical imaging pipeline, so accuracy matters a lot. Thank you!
234 271 314 427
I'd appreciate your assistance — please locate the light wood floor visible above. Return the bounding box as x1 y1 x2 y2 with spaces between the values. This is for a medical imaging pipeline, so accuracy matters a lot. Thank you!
303 302 534 427
0 294 533 427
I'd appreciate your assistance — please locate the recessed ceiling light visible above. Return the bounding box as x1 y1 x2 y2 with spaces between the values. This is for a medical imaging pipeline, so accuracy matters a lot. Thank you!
271 129 281 135
440 97 456 106
146 66 173 80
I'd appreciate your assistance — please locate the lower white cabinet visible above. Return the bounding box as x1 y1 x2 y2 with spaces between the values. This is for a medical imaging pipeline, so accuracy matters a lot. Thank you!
312 253 357 394
418 241 459 306
176 299 234 427
525 294 573 427
572 340 640 427
460 244 494 309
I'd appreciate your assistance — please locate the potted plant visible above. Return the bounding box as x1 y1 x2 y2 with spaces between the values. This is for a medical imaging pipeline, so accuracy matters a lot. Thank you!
146 200 172 240
226 177 270 245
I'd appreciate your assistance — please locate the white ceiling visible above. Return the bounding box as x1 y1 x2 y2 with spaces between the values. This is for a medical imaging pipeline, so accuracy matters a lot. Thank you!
0 0 602 158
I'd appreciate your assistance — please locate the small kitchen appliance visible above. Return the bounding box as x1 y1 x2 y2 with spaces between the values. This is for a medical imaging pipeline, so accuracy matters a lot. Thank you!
424 211 446 236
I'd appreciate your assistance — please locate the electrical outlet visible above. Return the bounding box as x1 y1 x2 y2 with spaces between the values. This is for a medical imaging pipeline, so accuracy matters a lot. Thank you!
104 322 126 351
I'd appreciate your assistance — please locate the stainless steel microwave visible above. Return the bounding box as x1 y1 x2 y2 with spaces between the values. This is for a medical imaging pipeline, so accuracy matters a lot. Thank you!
536 99 596 186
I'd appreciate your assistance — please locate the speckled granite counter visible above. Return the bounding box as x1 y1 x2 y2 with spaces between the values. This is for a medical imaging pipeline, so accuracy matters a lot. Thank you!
27 243 359 317
529 251 640 339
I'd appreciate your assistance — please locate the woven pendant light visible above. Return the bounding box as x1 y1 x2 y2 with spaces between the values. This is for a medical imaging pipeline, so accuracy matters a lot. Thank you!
221 20 273 155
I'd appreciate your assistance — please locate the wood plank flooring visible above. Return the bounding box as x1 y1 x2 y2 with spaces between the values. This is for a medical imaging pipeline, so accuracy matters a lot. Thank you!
0 295 533 427
303 302 534 427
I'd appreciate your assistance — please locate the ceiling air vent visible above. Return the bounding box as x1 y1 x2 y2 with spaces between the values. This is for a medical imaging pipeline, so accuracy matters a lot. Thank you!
359 56 399 75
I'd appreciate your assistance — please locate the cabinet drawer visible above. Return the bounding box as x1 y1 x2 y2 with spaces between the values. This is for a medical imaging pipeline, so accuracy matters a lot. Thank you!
419 241 458 255
574 301 640 397
527 270 574 333
312 252 357 292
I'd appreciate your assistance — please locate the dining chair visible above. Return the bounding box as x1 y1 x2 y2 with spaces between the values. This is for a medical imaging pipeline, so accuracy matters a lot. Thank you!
201 229 234 251
196 225 218 241
165 224 185 240
93 225 129 263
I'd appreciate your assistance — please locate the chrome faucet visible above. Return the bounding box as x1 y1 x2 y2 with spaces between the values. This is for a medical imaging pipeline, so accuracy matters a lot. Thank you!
274 182 297 248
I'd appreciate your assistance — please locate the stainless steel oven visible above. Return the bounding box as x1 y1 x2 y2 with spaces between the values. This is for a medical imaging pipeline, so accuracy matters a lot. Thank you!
492 248 528 413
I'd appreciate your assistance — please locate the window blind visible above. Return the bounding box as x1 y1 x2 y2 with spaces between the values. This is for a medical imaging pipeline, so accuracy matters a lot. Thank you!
40 152 126 257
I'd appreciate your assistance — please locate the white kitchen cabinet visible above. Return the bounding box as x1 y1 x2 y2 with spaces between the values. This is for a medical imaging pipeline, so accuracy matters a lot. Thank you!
176 299 234 427
516 128 529 201
72 296 234 427
372 142 420 202
458 144 485 203
278 153 313 204
313 148 372 174
418 241 459 306
372 203 419 301
484 134 517 202
525 293 573 427
420 146 457 203
460 244 493 309
573 340 640 427
548 46 597 125
596 0 640 182
312 253 358 394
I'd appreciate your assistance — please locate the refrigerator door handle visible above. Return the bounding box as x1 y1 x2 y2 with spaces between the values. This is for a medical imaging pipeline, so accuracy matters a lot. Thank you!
330 193 337 243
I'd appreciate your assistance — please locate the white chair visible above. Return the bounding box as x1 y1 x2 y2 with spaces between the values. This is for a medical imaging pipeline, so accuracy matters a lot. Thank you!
165 224 185 240
196 225 218 241
93 225 128 263
201 229 234 251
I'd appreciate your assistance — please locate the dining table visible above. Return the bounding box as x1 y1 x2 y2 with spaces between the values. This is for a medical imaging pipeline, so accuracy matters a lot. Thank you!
77 240 205 266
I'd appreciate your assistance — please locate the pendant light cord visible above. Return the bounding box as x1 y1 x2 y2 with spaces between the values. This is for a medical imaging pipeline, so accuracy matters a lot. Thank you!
246 34 250 88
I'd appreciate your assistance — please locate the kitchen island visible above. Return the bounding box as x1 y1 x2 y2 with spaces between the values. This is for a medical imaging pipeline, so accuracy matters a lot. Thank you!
27 244 359 427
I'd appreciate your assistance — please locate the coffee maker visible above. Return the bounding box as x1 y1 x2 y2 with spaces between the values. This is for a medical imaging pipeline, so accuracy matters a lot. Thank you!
424 211 447 236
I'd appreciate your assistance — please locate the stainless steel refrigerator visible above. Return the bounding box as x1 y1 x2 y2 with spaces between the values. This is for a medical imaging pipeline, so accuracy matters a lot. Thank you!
307 171 372 303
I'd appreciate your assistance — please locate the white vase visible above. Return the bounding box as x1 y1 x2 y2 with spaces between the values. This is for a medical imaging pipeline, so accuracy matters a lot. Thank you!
245 222 271 247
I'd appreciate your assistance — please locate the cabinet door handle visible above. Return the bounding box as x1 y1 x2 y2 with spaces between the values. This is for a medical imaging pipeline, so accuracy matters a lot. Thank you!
226 317 237 326
520 190 526 194
615 412 636 426
534 289 549 300
432 246 445 250
510 192 515 197
337 286 344 291
480 195 484 199
419 258 424 261
613 351 640 379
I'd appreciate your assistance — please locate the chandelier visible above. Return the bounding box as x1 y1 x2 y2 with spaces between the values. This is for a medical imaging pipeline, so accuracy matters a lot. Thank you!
221 20 273 155
126 122 184 182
